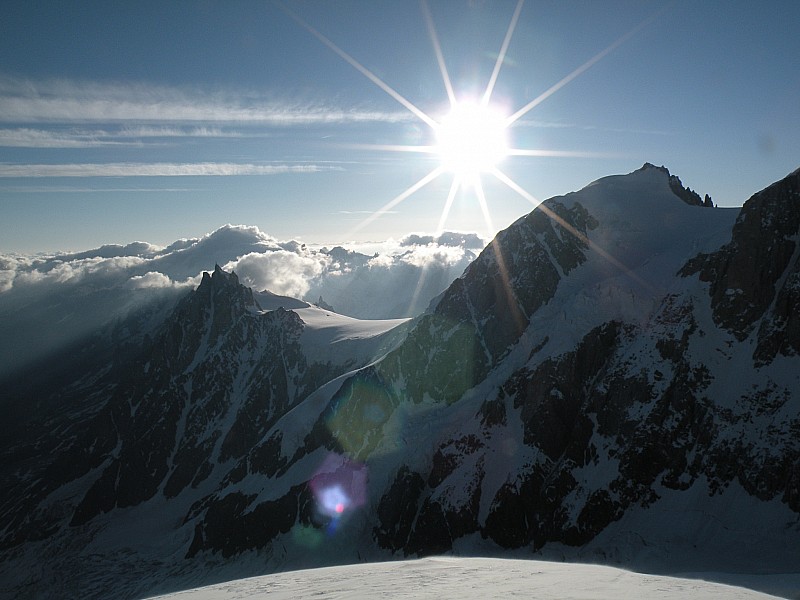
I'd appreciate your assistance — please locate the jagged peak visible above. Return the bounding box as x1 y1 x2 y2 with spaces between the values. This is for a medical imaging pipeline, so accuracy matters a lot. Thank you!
668 174 704 207
198 264 240 287
635 163 713 207
188 265 260 319
639 162 671 177
195 266 253 309
212 263 232 280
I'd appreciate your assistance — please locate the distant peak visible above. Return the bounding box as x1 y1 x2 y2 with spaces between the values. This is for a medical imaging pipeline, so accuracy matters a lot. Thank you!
639 162 671 177
194 265 258 313
199 265 240 289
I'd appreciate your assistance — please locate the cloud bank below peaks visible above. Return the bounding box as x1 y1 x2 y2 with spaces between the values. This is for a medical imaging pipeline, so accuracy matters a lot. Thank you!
225 230 483 319
0 225 484 379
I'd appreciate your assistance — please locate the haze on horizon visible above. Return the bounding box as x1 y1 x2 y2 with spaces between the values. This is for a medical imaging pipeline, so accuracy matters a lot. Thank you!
1 0 798 254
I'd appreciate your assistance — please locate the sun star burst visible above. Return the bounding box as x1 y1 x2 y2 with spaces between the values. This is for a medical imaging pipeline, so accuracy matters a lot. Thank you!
435 101 509 180
283 0 654 241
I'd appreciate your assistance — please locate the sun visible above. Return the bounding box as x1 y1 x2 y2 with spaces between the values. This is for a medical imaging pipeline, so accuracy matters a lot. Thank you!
283 0 647 237
435 102 509 180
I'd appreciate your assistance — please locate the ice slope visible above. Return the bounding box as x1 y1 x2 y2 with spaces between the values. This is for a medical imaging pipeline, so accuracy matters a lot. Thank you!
254 288 410 366
146 557 785 600
253 288 410 365
293 305 409 366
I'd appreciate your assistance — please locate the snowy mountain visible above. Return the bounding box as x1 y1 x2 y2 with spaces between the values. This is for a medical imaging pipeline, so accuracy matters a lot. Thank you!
2 164 800 599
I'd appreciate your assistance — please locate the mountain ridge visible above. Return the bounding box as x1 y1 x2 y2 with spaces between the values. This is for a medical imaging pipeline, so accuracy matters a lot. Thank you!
2 164 799 598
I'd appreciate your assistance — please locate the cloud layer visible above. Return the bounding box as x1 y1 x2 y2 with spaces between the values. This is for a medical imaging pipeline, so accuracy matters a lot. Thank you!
0 225 484 379
0 162 339 177
0 77 410 181
0 77 411 126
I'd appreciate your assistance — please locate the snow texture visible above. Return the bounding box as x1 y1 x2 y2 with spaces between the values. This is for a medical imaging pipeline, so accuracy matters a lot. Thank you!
147 557 785 600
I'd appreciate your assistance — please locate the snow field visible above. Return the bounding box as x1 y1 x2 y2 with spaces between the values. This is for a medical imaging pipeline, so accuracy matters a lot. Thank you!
146 556 783 599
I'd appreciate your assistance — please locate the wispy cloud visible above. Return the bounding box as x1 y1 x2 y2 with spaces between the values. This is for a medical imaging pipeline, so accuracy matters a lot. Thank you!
0 185 200 193
337 209 398 215
0 125 261 148
0 77 412 125
0 127 136 148
118 125 247 138
0 162 341 177
514 118 675 136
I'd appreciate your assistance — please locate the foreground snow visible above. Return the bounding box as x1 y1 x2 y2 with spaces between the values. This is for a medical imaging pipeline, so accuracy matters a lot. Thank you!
147 557 784 599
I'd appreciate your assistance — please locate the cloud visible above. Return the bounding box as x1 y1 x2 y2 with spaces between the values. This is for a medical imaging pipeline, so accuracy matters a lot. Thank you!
0 162 340 177
300 237 478 319
0 127 135 148
2 224 281 289
0 249 192 380
0 125 256 148
0 269 14 292
118 126 246 138
514 117 674 137
0 185 200 193
216 238 476 320
0 77 412 125
127 271 187 289
225 251 329 299
58 241 163 262
12 255 148 286
337 210 398 215
396 244 471 269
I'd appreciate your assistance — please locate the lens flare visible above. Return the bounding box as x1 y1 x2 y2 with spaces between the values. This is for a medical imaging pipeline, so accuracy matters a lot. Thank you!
319 484 350 517
309 454 368 526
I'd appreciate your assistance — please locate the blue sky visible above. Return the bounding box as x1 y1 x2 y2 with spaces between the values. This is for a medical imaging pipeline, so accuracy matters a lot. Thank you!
1 0 798 253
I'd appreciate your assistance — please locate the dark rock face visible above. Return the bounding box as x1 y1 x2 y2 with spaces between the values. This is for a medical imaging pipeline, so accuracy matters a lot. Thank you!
754 256 800 363
375 198 596 406
511 322 620 458
374 466 426 552
186 485 314 559
0 266 356 552
370 168 800 562
67 267 317 526
682 169 800 343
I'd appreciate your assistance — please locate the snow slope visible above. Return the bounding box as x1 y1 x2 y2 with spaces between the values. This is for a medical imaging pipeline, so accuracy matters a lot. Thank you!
147 557 786 600
253 288 410 366
293 305 409 366
254 286 410 365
